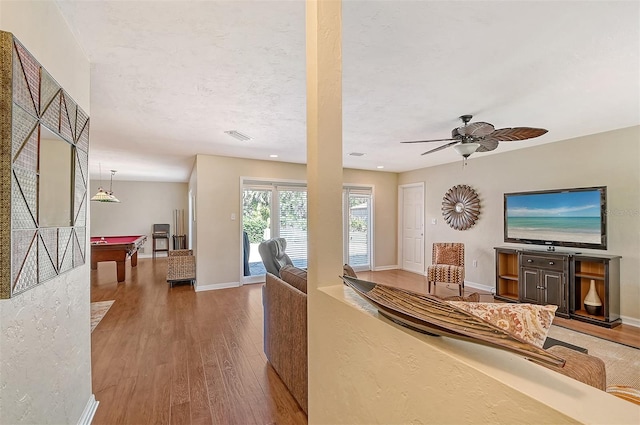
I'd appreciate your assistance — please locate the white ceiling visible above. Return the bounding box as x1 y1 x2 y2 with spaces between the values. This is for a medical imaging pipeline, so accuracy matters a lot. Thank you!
55 0 640 182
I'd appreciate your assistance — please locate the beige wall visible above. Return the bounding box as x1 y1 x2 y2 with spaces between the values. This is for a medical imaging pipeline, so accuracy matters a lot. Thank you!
399 126 640 322
344 169 398 269
0 1 93 423
193 154 398 288
90 180 189 255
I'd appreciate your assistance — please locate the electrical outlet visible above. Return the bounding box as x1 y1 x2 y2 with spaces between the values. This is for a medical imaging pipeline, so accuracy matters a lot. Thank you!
431 218 437 225
473 260 478 267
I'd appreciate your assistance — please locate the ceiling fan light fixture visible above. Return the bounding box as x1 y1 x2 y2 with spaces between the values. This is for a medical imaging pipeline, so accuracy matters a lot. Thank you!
453 142 480 158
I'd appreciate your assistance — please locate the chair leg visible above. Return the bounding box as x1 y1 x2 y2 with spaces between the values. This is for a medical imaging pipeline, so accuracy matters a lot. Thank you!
459 281 463 296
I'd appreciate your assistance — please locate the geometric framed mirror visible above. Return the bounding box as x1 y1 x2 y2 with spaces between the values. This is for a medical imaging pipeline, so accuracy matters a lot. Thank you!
0 31 89 298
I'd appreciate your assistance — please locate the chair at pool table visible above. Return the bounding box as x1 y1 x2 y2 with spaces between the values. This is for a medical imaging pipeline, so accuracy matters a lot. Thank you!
152 224 170 258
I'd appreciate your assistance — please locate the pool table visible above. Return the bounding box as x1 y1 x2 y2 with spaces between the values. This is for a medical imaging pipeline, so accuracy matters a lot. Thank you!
90 235 148 282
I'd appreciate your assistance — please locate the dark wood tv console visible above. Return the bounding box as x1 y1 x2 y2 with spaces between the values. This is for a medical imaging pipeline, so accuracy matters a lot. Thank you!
494 247 621 328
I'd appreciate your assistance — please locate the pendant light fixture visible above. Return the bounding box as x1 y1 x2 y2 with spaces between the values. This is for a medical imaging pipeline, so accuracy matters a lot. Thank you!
91 166 121 203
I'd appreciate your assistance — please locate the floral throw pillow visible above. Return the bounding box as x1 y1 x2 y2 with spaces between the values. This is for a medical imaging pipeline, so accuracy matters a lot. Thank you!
447 302 557 348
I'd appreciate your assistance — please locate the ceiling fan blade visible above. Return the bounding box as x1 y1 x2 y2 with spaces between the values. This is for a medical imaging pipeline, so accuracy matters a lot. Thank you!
475 139 499 152
457 122 495 137
401 138 458 144
489 127 548 141
421 141 459 155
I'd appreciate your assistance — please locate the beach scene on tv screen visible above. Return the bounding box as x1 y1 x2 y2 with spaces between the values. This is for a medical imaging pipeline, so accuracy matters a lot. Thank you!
506 190 602 244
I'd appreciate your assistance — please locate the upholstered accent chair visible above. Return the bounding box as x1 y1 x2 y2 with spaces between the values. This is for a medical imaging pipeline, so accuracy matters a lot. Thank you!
258 237 294 278
427 242 465 296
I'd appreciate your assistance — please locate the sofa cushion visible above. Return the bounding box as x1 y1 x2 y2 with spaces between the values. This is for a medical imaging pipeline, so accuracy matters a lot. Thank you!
279 265 307 294
447 302 557 348
606 385 640 405
547 345 606 390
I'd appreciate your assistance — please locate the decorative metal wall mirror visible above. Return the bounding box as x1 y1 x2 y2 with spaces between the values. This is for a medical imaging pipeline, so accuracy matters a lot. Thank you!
442 185 480 230
0 31 89 298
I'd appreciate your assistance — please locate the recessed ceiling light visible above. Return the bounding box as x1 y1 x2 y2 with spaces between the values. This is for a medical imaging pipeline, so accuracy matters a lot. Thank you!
376 165 384 169
224 130 252 141
269 154 278 158
349 152 365 156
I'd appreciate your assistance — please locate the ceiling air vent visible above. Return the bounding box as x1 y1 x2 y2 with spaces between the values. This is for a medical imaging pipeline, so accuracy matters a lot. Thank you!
349 152 365 156
224 130 252 141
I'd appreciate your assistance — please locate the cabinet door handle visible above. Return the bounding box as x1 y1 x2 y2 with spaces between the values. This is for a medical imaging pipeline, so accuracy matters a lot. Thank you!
549 261 555 265
527 259 533 263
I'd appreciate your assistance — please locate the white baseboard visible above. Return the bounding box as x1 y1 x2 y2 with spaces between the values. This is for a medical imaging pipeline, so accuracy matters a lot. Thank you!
394 268 427 276
138 253 169 259
195 281 240 292
465 280 494 294
373 265 398 271
77 394 98 425
620 315 640 328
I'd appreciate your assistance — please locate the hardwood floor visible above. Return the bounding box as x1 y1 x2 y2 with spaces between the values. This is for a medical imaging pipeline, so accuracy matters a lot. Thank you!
90 257 307 425
359 269 640 349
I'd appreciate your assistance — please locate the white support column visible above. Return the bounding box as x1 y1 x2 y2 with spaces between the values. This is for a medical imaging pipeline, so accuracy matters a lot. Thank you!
306 0 343 420
306 0 343 289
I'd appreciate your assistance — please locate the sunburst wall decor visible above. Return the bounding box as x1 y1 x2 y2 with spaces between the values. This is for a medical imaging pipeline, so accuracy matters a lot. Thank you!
442 185 480 230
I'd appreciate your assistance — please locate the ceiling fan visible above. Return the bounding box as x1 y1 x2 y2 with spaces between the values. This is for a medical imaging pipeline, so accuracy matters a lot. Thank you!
401 115 548 160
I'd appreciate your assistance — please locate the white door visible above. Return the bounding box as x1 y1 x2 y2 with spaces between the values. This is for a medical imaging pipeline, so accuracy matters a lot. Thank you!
400 184 424 274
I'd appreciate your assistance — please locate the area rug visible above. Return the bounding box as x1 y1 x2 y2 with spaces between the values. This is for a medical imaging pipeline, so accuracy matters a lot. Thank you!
91 300 115 333
547 325 640 388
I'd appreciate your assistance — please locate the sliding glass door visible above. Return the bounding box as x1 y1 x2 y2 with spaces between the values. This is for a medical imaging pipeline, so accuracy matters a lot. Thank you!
242 187 272 279
242 180 372 282
344 188 372 271
242 181 307 283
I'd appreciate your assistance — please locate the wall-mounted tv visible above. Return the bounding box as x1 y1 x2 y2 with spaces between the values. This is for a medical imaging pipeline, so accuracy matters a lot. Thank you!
504 186 607 250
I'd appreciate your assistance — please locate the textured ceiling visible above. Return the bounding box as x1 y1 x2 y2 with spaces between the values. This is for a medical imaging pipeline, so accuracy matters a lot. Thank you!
55 0 640 182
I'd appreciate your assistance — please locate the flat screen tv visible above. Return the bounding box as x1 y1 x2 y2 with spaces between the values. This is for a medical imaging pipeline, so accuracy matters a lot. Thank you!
504 186 607 250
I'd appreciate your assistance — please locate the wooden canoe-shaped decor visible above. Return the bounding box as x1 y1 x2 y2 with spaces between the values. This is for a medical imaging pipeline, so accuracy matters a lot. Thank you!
341 275 565 367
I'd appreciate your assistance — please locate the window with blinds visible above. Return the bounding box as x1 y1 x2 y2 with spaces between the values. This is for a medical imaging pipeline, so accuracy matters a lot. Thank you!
344 188 372 269
278 188 308 269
